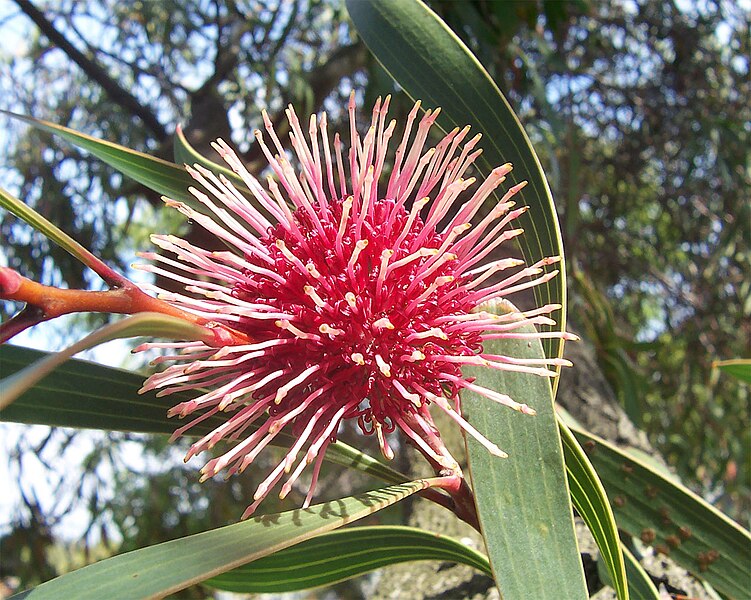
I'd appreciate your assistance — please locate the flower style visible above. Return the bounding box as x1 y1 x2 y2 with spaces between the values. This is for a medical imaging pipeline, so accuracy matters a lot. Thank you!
134 95 571 518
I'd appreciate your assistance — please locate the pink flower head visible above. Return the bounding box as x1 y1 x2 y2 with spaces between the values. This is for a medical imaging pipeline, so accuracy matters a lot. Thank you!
135 95 570 518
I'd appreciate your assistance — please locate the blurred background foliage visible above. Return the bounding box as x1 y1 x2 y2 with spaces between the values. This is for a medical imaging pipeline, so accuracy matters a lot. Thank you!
1 0 748 594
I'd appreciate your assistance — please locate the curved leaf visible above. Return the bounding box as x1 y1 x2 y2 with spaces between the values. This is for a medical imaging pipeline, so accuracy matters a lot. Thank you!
0 314 208 410
713 359 751 384
620 545 661 600
173 125 243 185
205 525 491 593
346 0 566 364
0 187 114 282
0 344 408 485
172 126 268 215
15 481 429 599
1 110 205 212
571 424 751 600
559 418 629 600
462 314 587 599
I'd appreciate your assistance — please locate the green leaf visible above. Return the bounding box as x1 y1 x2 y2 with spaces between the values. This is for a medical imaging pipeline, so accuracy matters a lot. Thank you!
172 126 270 216
571 425 751 600
620 545 661 600
346 0 567 364
0 187 114 281
16 481 429 599
0 344 408 486
713 359 751 383
559 418 629 600
1 110 203 210
462 314 588 599
173 126 243 186
0 313 209 410
205 525 491 593
597 544 661 600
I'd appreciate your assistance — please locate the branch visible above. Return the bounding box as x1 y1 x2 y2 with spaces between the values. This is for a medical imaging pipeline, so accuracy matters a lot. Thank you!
14 0 168 140
0 267 249 346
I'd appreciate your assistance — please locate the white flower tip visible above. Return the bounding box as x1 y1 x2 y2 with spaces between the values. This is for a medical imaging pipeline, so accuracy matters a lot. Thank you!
490 445 509 459
433 328 449 340
438 456 460 470
373 317 394 330
375 354 392 377
494 163 513 177
184 361 203 374
519 404 537 416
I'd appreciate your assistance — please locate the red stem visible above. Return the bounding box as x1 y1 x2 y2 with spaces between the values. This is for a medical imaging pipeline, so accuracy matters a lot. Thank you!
401 408 480 531
0 267 249 346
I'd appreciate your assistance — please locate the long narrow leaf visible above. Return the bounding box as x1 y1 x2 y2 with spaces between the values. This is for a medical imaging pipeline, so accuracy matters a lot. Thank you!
571 424 751 600
1 110 204 211
462 318 587 599
713 358 751 383
173 126 245 187
15 481 430 599
0 314 208 410
205 525 491 593
346 0 567 364
0 187 114 282
559 417 629 600
620 545 661 600
0 344 408 485
172 126 268 215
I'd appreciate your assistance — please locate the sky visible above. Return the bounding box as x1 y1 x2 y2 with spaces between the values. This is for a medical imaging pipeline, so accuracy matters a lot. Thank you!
0 1 159 543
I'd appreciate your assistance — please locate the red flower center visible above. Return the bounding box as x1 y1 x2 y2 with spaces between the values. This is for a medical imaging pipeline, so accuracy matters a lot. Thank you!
232 197 479 436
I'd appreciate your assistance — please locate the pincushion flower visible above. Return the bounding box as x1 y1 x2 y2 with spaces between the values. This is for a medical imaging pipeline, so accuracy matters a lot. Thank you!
134 95 571 518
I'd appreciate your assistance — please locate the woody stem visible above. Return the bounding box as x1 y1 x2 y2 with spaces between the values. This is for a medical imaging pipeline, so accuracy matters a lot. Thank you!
0 267 248 345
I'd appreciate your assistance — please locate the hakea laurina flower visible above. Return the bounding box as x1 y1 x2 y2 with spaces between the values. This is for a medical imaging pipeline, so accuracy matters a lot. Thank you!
134 95 572 518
